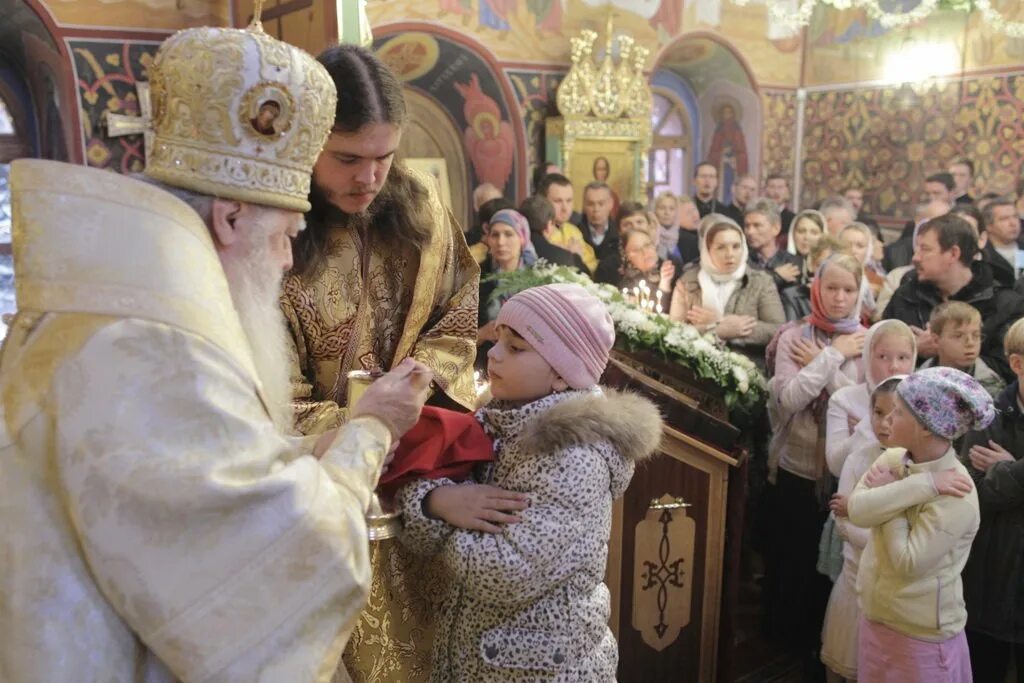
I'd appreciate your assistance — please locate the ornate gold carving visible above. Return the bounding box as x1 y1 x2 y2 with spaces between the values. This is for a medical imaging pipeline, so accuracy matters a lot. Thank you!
632 493 695 652
554 16 653 124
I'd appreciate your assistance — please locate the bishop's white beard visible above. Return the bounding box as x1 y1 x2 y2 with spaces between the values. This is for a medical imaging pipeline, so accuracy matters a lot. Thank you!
222 222 294 433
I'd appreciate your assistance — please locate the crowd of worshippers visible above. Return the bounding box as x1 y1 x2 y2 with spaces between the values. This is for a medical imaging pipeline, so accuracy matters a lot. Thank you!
467 158 1024 682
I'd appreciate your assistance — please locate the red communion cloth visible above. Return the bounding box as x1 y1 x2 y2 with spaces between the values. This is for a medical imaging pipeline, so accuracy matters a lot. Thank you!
378 406 494 499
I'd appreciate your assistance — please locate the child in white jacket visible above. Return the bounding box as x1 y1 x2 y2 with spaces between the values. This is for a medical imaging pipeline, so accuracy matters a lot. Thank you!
397 284 664 682
821 375 901 680
848 367 995 682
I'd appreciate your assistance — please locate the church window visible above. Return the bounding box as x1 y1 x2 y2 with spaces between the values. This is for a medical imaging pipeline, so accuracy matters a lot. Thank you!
647 89 691 202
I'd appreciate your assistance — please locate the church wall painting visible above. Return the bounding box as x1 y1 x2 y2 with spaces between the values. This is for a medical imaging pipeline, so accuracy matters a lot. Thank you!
507 69 563 184
697 83 759 204
366 0 804 88
761 88 797 183
373 24 525 199
804 5 1024 87
799 72 1024 221
34 0 225 32
69 39 158 173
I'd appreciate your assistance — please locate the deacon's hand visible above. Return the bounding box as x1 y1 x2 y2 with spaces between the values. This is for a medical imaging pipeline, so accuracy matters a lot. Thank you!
351 358 433 441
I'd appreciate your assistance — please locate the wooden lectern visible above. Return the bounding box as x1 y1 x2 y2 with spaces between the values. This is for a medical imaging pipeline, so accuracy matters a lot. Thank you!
603 350 747 682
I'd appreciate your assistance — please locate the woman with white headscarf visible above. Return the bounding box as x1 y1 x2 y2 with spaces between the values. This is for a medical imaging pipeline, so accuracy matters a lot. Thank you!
669 214 784 366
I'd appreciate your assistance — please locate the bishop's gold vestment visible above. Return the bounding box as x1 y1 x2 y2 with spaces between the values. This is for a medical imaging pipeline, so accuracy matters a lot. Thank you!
0 161 390 682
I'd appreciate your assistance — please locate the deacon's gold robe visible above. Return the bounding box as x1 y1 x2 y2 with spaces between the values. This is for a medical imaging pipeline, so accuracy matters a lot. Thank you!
281 168 480 435
281 169 478 682
0 160 389 682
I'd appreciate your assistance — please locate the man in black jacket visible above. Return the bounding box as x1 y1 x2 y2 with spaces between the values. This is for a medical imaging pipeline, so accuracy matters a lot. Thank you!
518 195 586 272
743 197 800 292
574 181 619 261
981 198 1021 288
883 214 1024 380
961 318 1024 683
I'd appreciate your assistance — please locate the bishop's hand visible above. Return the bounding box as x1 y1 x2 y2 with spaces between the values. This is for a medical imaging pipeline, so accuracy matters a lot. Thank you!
352 358 433 441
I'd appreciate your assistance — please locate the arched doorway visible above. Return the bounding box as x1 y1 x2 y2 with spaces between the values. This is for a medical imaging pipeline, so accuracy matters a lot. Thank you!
648 85 695 201
0 0 76 337
653 34 762 205
399 88 470 229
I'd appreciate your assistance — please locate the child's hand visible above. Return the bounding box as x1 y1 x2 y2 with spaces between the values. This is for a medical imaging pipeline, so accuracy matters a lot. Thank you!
425 484 529 533
846 415 859 435
829 493 848 517
968 441 1015 473
864 463 898 488
931 469 974 498
910 325 937 357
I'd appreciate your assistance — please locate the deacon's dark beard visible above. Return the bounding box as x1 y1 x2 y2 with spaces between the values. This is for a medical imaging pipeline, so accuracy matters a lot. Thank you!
307 177 378 234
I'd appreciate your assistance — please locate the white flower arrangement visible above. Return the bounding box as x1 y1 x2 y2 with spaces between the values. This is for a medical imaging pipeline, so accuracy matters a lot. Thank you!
487 261 768 411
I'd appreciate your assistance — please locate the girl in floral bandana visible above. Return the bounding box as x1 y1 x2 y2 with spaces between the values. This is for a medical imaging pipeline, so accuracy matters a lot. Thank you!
848 367 996 683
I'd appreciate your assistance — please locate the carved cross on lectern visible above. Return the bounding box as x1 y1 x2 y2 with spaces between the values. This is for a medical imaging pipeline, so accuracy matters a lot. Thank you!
103 82 153 163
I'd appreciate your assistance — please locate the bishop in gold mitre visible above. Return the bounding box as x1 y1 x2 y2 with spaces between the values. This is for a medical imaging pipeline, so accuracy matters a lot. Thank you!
0 13 433 682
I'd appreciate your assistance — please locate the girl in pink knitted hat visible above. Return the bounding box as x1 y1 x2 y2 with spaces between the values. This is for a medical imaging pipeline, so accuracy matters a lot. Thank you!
398 283 664 681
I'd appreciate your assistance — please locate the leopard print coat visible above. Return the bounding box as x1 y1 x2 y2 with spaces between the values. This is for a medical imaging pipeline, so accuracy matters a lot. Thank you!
397 388 663 682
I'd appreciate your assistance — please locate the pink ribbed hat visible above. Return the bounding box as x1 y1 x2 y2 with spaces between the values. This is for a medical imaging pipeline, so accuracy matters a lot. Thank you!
496 283 615 389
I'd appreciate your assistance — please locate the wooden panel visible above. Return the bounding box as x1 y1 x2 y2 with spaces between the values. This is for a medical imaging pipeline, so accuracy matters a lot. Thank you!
612 430 731 683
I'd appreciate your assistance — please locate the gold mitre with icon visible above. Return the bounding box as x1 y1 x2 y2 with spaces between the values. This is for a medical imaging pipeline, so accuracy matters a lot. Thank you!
143 9 336 213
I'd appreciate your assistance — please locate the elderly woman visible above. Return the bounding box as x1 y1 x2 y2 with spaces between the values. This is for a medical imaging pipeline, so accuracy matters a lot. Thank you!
670 215 785 365
596 226 677 312
477 208 536 366
595 203 660 283
787 209 827 284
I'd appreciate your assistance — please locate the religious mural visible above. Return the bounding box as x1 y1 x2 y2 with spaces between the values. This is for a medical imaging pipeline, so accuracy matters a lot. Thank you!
805 3 1024 86
799 73 1024 218
40 0 222 30
367 0 803 88
507 69 563 178
373 28 523 197
70 40 159 173
761 88 797 181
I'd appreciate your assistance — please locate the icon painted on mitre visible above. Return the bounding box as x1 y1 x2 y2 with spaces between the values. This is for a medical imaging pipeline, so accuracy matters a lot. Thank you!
251 100 282 136
242 84 294 139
